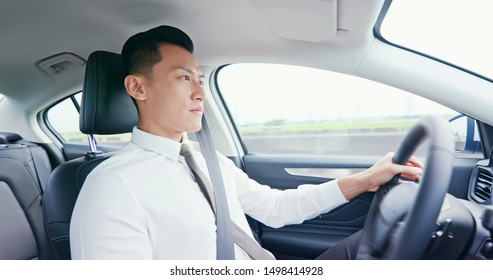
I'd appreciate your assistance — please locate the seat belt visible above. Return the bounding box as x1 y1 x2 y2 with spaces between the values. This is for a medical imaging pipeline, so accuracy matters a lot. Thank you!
196 115 235 260
181 141 275 260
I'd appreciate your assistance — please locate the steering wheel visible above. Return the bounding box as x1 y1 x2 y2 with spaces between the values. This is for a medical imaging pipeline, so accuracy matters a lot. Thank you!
356 115 455 259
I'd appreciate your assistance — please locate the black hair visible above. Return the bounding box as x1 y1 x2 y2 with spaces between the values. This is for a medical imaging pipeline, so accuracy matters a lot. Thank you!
121 25 194 77
124 40 162 77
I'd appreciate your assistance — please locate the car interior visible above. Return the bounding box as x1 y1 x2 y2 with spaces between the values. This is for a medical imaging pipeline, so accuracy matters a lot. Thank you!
1 0 493 261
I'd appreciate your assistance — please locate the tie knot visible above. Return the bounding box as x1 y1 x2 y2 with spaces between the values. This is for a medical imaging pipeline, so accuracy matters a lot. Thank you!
180 143 193 158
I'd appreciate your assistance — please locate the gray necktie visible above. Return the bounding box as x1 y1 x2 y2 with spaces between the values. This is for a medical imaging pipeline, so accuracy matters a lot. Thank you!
180 143 275 260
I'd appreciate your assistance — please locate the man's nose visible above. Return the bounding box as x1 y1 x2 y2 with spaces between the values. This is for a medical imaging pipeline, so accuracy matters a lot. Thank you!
192 80 206 101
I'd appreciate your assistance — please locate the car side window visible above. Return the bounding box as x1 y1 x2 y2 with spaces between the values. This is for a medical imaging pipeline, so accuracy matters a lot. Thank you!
46 92 131 147
216 63 482 158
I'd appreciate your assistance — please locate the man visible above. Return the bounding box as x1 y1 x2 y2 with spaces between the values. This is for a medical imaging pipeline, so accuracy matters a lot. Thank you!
70 25 423 260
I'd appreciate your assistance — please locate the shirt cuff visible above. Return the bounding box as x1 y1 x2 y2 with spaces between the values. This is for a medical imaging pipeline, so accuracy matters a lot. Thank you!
321 179 350 205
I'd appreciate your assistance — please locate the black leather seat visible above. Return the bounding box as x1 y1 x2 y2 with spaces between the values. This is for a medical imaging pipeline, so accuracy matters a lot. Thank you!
42 51 138 259
0 132 52 259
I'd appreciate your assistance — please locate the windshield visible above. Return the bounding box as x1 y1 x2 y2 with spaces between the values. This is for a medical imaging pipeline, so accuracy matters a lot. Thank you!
380 0 493 79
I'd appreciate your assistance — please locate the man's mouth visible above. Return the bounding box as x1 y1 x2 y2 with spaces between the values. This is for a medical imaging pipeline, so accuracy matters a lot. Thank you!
190 107 203 114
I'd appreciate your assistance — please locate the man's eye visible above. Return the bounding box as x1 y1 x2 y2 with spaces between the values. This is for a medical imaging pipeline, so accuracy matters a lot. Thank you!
183 76 191 81
199 80 204 86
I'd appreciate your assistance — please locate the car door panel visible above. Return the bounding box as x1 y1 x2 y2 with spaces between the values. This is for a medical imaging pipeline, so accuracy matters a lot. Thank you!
242 154 374 259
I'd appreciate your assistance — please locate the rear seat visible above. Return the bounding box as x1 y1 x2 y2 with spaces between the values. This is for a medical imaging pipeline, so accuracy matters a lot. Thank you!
0 132 52 259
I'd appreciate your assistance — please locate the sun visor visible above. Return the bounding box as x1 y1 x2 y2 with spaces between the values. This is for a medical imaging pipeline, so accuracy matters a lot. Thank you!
253 0 338 42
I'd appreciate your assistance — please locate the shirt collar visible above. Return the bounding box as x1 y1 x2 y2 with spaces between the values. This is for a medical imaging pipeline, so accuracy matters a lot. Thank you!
130 127 183 162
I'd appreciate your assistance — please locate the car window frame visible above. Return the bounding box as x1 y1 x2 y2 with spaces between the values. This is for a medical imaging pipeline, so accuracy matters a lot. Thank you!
41 91 83 145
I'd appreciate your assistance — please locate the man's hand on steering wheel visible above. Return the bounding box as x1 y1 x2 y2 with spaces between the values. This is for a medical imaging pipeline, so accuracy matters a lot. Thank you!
337 152 424 200
365 152 424 192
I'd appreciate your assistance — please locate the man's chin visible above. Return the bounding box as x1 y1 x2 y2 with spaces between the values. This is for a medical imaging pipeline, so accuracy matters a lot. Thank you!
188 124 202 133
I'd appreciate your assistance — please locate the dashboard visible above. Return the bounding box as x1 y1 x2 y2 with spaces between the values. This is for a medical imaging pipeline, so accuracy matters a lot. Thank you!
442 153 493 260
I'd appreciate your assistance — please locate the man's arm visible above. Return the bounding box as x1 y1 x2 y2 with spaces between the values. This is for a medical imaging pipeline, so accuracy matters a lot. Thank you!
223 152 422 228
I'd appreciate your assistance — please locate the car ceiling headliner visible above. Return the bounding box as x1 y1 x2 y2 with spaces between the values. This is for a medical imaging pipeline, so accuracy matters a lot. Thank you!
0 0 382 111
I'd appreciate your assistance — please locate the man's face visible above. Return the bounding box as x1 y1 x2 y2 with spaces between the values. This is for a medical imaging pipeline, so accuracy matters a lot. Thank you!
133 44 205 141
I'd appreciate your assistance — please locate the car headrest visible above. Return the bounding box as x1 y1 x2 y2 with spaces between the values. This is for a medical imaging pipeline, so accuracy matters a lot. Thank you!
0 132 22 144
80 51 138 135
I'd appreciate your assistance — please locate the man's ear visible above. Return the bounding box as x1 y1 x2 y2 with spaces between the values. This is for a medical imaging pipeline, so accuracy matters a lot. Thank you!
124 74 146 101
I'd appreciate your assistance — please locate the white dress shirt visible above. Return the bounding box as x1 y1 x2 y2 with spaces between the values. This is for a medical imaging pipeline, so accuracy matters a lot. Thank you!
70 127 348 259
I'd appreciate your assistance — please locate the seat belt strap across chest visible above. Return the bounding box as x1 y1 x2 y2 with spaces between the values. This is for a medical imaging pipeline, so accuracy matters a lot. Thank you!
196 116 235 260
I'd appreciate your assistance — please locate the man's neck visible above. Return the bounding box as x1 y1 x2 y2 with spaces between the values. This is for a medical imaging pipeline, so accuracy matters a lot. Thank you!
136 124 184 143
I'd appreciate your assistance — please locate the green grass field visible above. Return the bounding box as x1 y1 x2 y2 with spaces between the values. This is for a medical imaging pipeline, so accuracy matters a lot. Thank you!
238 117 421 134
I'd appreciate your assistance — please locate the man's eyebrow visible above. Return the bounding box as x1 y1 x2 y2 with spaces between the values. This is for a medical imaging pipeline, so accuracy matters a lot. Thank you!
177 66 204 78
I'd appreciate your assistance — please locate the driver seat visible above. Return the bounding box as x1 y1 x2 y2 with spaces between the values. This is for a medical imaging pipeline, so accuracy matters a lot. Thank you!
42 50 137 259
